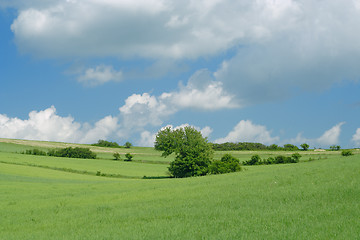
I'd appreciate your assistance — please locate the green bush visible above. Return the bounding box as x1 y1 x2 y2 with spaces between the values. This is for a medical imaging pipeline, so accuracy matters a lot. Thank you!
209 154 241 174
23 149 47 156
113 152 121 160
243 154 261 165
341 149 353 156
244 153 301 166
92 140 121 148
124 153 133 161
47 147 97 159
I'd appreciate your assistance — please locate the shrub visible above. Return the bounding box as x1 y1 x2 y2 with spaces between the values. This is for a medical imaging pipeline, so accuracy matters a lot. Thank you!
341 149 353 156
92 140 121 148
113 152 121 160
243 154 261 165
23 149 47 156
291 153 302 163
209 154 241 174
244 153 301 166
47 147 97 159
124 153 133 161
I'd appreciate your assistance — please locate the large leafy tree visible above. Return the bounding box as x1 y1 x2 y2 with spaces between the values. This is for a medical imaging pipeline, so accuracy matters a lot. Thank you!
155 126 213 178
300 143 309 151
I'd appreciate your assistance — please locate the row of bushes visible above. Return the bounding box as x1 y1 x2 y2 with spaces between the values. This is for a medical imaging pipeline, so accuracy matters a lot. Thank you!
92 140 132 148
113 152 133 161
243 153 302 165
212 142 300 151
22 147 97 159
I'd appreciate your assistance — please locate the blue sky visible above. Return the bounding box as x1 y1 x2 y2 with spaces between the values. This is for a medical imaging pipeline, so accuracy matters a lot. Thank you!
0 0 360 148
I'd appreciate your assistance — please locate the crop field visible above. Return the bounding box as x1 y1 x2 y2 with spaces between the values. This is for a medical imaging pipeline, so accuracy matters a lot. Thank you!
0 138 359 239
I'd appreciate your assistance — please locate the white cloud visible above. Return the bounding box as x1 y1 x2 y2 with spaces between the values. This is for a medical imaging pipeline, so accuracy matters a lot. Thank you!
287 122 346 148
0 106 118 144
170 69 240 110
138 131 156 147
352 128 360 146
8 0 360 105
214 120 279 144
119 93 175 129
316 122 345 146
119 70 238 129
79 115 118 144
77 65 122 86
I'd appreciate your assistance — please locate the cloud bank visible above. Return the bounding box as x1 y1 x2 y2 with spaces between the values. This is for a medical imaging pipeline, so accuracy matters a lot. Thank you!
0 106 118 144
8 0 360 106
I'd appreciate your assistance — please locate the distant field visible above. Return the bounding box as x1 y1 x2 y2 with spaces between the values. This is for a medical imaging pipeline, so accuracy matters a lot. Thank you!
0 138 359 239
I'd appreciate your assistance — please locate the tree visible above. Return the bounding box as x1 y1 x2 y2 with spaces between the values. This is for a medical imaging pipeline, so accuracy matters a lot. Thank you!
113 152 121 160
330 145 341 151
300 143 309 151
124 142 132 148
155 126 213 178
283 144 299 151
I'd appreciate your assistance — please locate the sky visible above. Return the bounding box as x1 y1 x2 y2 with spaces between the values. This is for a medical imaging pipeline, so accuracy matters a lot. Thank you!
0 0 360 148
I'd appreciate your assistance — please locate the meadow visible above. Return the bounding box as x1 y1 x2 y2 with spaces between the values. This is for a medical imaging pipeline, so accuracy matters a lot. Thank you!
0 138 359 239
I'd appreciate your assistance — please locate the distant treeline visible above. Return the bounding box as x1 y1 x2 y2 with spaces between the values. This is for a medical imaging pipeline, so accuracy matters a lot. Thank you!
212 142 299 151
92 140 132 148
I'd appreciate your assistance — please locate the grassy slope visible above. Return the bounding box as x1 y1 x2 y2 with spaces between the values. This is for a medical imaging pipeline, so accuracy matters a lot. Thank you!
0 139 359 239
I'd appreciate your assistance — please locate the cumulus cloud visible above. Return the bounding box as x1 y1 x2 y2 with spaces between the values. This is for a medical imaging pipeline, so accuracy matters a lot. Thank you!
7 0 360 105
119 70 237 129
214 120 279 144
0 106 118 144
288 122 346 147
352 128 360 146
77 65 122 86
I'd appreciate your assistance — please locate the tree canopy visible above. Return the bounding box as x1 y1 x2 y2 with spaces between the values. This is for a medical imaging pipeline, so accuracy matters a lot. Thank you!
155 126 213 178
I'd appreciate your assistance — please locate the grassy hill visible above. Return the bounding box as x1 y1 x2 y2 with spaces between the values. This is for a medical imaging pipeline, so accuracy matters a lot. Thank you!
0 138 359 239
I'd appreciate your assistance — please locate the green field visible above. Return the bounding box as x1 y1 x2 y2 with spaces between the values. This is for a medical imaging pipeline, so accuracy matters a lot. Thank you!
0 138 359 239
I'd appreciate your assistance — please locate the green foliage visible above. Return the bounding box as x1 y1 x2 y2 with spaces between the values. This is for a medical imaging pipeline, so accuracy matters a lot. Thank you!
124 142 132 148
209 154 241 174
92 140 121 148
244 153 301 165
212 142 268 151
124 153 133 161
155 126 213 178
341 149 354 156
113 152 121 160
283 144 299 151
212 142 301 151
243 154 262 165
47 147 97 159
330 145 341 151
22 149 47 156
300 143 309 151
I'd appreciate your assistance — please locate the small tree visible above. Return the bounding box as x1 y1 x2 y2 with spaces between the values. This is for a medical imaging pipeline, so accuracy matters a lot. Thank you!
330 145 341 151
155 126 213 178
124 142 132 148
125 153 133 161
300 143 309 151
113 152 121 160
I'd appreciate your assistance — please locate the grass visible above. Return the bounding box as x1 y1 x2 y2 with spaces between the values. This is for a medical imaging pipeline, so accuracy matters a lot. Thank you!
0 139 359 239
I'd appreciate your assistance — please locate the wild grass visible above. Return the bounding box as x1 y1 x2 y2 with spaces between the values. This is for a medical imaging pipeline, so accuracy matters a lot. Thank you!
0 139 359 239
